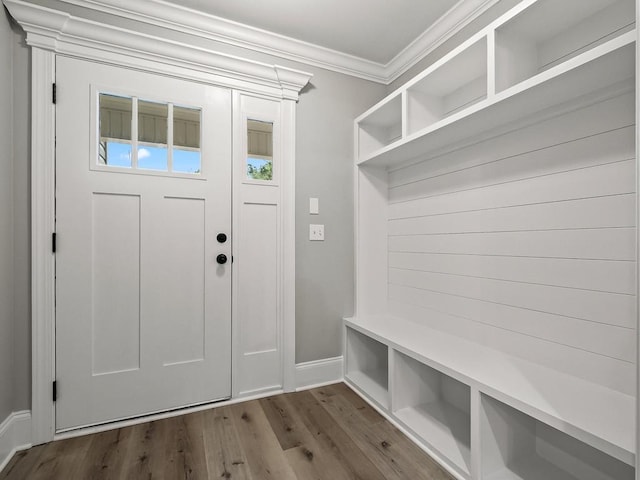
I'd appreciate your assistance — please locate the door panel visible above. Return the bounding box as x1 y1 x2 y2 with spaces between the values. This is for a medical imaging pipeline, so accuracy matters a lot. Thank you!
55 56 232 430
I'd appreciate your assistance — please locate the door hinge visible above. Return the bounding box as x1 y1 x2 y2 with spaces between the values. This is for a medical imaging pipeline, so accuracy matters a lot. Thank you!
52 381 57 402
52 232 57 253
52 83 56 104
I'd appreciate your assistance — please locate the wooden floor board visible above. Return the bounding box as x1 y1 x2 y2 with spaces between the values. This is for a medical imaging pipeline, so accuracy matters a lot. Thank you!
0 383 454 480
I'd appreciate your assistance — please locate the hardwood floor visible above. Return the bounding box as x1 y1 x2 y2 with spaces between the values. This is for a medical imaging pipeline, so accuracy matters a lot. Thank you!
0 383 454 480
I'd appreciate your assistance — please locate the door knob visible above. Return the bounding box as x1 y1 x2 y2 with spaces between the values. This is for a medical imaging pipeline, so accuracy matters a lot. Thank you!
216 254 228 265
217 233 227 243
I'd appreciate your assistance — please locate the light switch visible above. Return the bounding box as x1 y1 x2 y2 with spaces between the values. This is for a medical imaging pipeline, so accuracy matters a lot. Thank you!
309 224 324 241
309 197 319 215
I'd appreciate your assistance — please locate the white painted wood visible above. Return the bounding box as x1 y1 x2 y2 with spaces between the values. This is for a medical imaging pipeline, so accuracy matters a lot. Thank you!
345 328 389 408
360 34 635 166
406 37 487 135
281 99 297 393
0 411 31 473
388 92 635 188
233 94 292 396
495 0 635 92
389 127 634 204
388 228 635 261
389 269 635 331
29 47 56 446
345 316 635 465
350 1 637 477
294 357 343 391
389 160 635 221
3 0 312 101
91 194 141 374
358 94 403 159
355 166 389 316
55 56 232 430
389 300 635 395
13 0 309 446
389 195 635 236
481 395 634 480
393 351 471 476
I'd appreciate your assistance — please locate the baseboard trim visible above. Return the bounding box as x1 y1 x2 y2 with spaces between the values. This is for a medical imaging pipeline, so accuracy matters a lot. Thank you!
295 356 344 391
0 411 32 473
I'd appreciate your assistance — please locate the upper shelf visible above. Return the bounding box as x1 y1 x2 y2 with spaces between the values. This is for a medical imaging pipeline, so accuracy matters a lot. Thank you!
355 0 635 167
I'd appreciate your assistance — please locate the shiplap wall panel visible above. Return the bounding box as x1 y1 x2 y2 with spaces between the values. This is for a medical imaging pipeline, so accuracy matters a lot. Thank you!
389 300 635 395
388 253 635 295
388 284 634 362
386 92 636 394
388 194 634 236
389 127 633 204
388 269 634 329
388 93 634 187
388 159 635 220
388 228 634 260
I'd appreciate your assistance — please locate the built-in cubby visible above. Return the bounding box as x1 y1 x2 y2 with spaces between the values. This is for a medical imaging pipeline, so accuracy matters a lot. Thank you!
406 37 487 136
347 1 636 478
495 0 635 92
392 351 471 477
357 93 402 160
481 395 634 480
345 327 389 408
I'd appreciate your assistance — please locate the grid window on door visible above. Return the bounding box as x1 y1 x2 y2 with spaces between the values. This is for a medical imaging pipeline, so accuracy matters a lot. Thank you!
99 93 202 175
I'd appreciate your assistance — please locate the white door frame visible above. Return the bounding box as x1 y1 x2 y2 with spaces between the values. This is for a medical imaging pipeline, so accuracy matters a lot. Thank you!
5 0 311 445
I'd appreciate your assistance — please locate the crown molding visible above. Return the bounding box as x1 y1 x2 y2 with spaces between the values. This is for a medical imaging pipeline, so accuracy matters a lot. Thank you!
385 0 501 83
48 0 498 85
2 0 313 100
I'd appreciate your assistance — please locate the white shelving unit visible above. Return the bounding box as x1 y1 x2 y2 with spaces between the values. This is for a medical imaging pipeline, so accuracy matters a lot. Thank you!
481 395 634 480
355 0 635 167
345 327 389 408
346 1 636 479
393 351 471 478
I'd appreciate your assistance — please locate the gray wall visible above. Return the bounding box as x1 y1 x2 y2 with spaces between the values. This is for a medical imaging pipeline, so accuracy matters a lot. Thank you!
0 8 15 423
0 8 30 417
294 68 384 363
6 2 387 414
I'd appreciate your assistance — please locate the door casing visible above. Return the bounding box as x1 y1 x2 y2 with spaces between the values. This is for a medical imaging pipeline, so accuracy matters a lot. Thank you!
19 12 310 441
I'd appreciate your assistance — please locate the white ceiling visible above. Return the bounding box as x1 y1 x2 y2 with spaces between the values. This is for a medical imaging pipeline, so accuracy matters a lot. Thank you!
163 0 459 64
53 0 499 83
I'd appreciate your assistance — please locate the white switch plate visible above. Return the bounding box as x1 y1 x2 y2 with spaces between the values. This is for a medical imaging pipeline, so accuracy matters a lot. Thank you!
309 197 319 215
309 224 324 241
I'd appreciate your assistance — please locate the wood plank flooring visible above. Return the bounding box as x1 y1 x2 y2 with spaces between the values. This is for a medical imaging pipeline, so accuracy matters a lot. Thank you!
0 383 454 480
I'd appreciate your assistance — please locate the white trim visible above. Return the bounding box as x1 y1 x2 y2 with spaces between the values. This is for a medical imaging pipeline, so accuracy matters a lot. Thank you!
6 0 309 445
281 99 296 392
385 0 500 83
3 0 313 101
44 0 496 84
0 411 32 473
30 47 56 446
295 356 344 391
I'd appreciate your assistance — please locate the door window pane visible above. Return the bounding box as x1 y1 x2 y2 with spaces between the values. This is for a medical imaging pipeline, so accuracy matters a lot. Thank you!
138 100 168 171
247 120 273 181
173 106 201 174
99 93 132 167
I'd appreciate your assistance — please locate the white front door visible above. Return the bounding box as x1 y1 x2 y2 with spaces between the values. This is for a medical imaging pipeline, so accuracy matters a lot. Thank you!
55 56 232 431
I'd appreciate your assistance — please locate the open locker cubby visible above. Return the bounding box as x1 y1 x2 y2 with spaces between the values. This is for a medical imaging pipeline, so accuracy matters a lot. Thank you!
480 394 634 480
406 37 487 136
392 351 471 477
356 93 402 161
495 0 634 92
345 327 389 408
